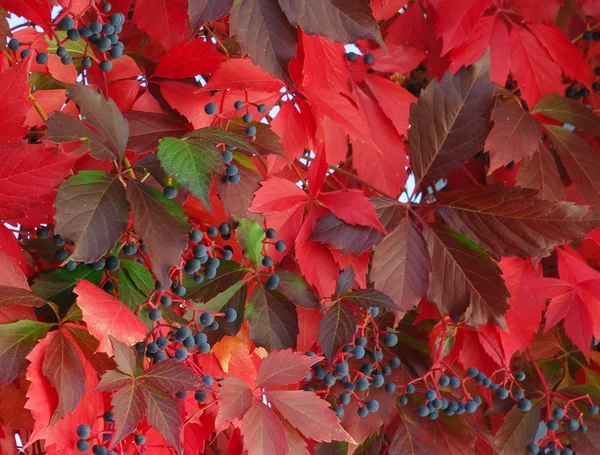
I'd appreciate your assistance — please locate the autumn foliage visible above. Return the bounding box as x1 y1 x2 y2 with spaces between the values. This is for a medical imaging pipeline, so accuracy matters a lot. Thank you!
2 0 600 454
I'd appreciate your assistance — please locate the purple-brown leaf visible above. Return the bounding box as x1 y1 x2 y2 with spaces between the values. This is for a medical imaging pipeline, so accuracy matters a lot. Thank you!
318 302 356 361
142 384 183 453
516 142 565 201
0 286 47 308
110 381 145 447
255 349 322 388
217 376 255 422
124 111 187 154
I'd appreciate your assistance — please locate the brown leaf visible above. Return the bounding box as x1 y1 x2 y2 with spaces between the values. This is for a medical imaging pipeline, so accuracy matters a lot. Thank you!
485 103 541 172
54 171 129 263
533 93 600 135
65 83 129 160
371 217 431 312
139 359 203 392
217 376 255 422
0 286 47 308
110 381 145 447
546 124 600 210
247 283 298 351
216 166 263 222
142 385 183 453
126 180 189 287
230 0 298 84
318 302 356 361
188 0 233 33
516 142 564 201
95 370 132 392
424 223 510 328
109 336 137 377
409 52 495 184
494 401 542 455
436 183 600 258
124 111 187 154
278 0 384 48
42 329 86 423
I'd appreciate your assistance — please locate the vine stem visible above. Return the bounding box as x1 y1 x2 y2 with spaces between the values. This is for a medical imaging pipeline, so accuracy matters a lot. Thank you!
329 165 397 200
29 94 48 122
527 347 552 421
122 156 136 179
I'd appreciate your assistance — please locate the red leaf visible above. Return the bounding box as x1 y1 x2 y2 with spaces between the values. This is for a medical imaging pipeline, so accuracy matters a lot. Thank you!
510 0 561 23
369 45 425 74
160 81 215 129
74 280 147 355
307 147 328 198
435 0 492 55
42 330 86 423
0 58 33 143
385 2 426 50
301 33 350 92
449 14 510 85
241 401 288 455
267 390 353 442
0 0 51 30
47 54 77 83
0 250 30 290
0 142 80 222
485 103 542 172
319 190 385 231
250 177 308 214
364 74 416 137
509 27 565 108
371 0 406 20
154 38 224 79
132 0 188 49
217 377 255 423
255 349 321 388
201 58 284 93
527 23 591 84
270 101 311 164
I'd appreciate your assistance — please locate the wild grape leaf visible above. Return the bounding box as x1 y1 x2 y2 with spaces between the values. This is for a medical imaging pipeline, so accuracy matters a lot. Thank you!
0 142 81 222
242 401 289 455
509 27 564 108
485 103 541 172
126 180 189 287
142 384 183 452
250 177 309 214
0 57 33 143
511 0 560 22
187 260 249 302
388 416 435 455
188 0 233 32
217 376 255 422
436 0 492 55
216 166 262 222
201 58 284 92
319 191 385 231
185 126 258 153
139 359 203 392
54 171 129 263
235 218 266 268
73 280 147 355
65 83 129 160
124 111 187 154
45 112 115 161
277 0 384 47
154 38 224 79
371 217 431 312
494 401 542 455
42 329 86 423
157 137 222 209
341 288 396 310
448 14 510 85
571 413 600 454
275 271 319 309
226 120 284 156
311 214 382 256
527 23 590 84
0 0 51 30
515 143 564 201
247 283 298 351
0 286 47 309
424 224 510 328
313 442 348 455
335 267 355 297
318 302 356 361
436 183 600 258
110 381 145 447
95 369 132 392
133 0 188 50
255 349 321 387
533 94 600 135
66 325 116 376
118 259 155 311
230 0 298 84
546 126 600 211
267 390 353 442
31 265 102 308
409 52 494 185
0 319 52 385
364 74 415 138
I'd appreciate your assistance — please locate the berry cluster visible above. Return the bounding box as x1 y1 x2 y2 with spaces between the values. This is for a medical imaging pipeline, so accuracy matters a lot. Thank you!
8 3 125 72
75 420 148 454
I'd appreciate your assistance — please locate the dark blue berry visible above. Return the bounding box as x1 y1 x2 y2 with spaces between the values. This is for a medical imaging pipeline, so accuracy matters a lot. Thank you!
174 347 188 360
36 52 48 64
439 375 450 387
245 125 257 136
225 308 237 322
58 17 74 31
356 377 369 391
417 405 429 417
243 113 252 123
547 420 559 431
8 39 19 51
76 439 89 452
518 399 532 411
383 333 398 347
466 367 478 377
204 102 217 115
149 308 162 321
200 312 214 326
76 424 91 438
100 60 112 72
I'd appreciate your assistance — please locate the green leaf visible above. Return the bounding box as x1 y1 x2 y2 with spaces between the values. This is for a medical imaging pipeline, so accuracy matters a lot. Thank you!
533 93 600 135
126 180 189 288
276 271 319 309
194 280 246 313
46 31 88 57
235 218 265 268
157 137 222 209
184 126 257 152
29 72 63 92
54 170 129 263
248 283 298 351
317 302 356 361
0 320 53 385
118 260 155 311
231 151 258 171
31 265 103 309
